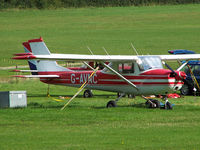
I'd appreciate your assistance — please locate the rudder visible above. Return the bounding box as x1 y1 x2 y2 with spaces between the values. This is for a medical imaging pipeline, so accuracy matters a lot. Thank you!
23 37 69 72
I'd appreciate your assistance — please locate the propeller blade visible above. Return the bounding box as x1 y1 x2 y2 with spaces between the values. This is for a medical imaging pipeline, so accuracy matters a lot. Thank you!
162 61 177 75
162 61 187 83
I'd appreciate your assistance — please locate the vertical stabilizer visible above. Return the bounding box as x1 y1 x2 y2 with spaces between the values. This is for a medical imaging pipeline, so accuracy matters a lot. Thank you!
23 37 69 72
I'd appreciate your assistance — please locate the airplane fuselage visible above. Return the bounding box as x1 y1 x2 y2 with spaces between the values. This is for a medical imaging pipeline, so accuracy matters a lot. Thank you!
39 69 185 95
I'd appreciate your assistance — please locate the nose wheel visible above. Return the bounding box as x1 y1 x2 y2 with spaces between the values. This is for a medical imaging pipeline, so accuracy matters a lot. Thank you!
142 95 173 110
163 97 173 110
145 99 160 108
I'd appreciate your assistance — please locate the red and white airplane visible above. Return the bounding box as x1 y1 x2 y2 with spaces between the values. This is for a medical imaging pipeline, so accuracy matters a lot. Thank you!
13 37 200 109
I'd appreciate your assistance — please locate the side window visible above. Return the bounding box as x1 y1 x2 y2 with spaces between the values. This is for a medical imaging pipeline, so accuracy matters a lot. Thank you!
118 63 134 74
193 65 200 75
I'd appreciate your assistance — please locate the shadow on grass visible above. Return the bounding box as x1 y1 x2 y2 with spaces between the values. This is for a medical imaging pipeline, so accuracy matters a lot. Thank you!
91 103 147 109
28 102 62 109
28 102 148 110
28 94 116 98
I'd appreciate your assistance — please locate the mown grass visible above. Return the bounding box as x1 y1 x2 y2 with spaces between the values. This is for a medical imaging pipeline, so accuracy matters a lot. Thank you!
0 80 200 149
0 4 200 67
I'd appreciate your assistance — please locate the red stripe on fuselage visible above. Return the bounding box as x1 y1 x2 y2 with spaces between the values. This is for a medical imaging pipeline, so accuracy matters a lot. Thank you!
38 70 171 79
40 79 183 85
37 69 183 86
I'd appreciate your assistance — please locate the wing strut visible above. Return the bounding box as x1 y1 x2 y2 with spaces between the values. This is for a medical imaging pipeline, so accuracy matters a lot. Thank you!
176 61 188 71
101 62 139 91
83 61 95 71
61 66 99 110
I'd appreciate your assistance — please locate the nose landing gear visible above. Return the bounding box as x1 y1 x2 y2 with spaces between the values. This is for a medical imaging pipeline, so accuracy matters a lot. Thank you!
142 95 173 110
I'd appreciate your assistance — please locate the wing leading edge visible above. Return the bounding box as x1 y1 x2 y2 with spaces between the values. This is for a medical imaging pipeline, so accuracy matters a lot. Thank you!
13 53 200 62
13 75 60 78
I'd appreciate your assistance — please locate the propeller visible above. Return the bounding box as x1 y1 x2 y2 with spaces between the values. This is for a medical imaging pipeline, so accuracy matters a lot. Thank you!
162 61 189 87
162 61 177 76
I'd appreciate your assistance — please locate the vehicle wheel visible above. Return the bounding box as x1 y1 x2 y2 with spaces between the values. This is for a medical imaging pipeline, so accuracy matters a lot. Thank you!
164 102 173 110
146 99 160 108
107 100 117 108
180 84 190 95
83 90 93 98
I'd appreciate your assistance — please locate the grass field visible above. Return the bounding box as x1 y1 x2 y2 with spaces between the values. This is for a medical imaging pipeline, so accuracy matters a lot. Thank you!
0 4 200 67
0 80 200 150
1 4 200 150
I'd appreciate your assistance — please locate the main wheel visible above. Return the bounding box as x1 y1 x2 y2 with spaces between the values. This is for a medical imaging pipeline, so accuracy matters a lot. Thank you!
107 100 117 108
83 90 93 98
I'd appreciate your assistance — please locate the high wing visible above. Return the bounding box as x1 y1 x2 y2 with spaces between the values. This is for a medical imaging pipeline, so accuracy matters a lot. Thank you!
13 53 200 62
159 54 200 61
13 54 138 62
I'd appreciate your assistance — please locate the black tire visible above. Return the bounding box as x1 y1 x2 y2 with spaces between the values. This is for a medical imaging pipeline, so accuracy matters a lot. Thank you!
107 100 117 108
165 102 173 110
180 84 190 95
146 99 160 108
83 90 93 98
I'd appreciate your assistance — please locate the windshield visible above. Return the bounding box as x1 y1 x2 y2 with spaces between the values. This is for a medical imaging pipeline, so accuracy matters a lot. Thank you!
138 56 163 71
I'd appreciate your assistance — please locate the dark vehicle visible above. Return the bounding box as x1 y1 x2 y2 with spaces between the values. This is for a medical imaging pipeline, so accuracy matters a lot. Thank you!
180 61 200 95
169 50 200 95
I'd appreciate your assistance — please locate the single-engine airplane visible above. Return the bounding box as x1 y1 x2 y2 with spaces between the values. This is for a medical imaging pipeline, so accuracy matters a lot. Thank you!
12 37 200 109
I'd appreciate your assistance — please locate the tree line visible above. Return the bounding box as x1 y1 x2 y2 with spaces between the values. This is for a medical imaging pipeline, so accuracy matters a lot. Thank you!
0 0 200 9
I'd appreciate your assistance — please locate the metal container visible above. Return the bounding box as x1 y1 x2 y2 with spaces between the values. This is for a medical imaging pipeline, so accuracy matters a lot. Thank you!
0 91 27 108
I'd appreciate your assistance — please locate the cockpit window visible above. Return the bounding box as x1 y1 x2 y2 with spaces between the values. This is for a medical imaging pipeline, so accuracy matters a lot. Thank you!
138 56 163 71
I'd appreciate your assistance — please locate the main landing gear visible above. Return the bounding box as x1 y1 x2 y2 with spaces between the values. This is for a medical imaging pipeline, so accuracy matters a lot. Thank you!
107 93 125 108
83 89 93 98
143 95 173 110
106 94 173 109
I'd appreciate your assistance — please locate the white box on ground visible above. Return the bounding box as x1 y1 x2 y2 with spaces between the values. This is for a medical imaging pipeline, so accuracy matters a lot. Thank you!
0 91 27 108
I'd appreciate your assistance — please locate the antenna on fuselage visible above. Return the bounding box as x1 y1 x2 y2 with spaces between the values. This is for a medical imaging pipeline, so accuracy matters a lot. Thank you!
87 46 94 55
131 43 139 56
102 47 110 56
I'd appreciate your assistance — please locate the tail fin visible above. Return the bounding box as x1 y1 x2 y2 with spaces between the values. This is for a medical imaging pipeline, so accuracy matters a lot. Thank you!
23 39 38 75
23 37 69 73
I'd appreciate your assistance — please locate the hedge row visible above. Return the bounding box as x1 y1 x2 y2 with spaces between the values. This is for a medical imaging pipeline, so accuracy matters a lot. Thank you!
1 0 200 9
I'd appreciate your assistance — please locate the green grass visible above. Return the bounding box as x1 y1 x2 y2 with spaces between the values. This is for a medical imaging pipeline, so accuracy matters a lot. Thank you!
1 4 200 149
1 4 200 67
0 80 200 149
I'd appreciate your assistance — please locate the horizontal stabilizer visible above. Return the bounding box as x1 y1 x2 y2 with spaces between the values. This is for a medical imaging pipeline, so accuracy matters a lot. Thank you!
14 53 33 56
10 69 38 73
12 55 36 60
13 75 60 78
